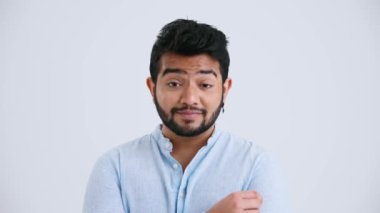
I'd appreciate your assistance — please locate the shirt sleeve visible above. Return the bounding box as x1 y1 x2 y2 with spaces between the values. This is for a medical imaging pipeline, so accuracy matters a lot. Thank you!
248 151 292 213
83 151 126 213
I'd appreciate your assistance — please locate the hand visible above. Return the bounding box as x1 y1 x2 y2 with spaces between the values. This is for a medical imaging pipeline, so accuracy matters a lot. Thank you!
207 190 263 213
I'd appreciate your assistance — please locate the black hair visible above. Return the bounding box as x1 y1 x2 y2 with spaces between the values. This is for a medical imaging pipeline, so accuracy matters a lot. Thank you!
149 19 230 83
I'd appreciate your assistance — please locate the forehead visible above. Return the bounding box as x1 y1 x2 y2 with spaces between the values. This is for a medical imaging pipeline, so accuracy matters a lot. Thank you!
158 53 221 77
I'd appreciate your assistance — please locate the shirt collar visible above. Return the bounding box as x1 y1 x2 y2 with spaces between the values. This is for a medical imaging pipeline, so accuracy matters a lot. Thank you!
151 124 222 153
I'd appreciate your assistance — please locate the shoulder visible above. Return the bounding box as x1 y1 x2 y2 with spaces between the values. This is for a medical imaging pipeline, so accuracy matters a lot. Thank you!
217 130 282 175
225 135 291 212
94 133 153 170
218 130 267 160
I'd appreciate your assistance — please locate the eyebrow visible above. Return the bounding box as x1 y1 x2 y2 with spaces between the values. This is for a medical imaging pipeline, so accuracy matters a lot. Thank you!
162 68 218 78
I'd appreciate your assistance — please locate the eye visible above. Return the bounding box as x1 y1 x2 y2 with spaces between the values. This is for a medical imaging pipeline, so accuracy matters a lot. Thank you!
200 83 213 89
167 81 182 88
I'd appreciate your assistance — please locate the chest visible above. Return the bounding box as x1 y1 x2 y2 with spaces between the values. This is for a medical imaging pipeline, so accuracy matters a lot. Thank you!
118 153 253 213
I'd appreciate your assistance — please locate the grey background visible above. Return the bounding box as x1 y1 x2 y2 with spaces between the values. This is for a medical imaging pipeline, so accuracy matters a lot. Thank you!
1 0 379 212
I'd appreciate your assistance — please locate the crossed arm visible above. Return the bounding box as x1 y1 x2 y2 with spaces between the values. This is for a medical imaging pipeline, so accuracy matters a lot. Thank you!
207 190 263 213
84 151 288 213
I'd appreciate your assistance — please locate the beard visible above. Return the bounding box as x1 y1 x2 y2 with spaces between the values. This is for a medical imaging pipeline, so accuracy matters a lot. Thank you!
153 91 224 137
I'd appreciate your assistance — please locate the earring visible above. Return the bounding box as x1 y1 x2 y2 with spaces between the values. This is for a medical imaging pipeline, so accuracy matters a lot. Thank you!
222 102 225 113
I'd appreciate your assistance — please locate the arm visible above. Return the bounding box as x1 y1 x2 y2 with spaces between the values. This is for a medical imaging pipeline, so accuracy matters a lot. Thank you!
83 153 125 213
207 190 263 213
247 152 291 213
206 151 290 213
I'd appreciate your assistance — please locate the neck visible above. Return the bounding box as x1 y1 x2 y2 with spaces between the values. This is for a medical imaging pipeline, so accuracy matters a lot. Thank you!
161 125 215 149
161 125 215 170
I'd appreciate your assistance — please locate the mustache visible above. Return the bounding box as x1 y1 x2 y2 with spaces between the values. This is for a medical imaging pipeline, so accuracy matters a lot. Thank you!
171 105 207 115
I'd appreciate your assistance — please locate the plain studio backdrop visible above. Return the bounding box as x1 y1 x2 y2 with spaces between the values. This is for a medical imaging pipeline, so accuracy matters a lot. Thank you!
1 0 379 212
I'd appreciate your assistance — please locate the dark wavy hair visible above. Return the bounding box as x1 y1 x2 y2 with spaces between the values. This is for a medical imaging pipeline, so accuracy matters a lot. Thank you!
149 19 230 83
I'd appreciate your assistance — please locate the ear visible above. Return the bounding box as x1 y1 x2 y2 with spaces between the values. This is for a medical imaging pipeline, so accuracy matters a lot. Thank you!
146 77 155 98
222 78 232 103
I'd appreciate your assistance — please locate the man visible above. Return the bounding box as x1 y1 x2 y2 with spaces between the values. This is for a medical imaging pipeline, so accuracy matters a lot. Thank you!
83 19 289 213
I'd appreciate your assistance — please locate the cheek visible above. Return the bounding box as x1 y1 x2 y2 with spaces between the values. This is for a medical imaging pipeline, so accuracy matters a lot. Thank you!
202 93 223 111
156 91 177 109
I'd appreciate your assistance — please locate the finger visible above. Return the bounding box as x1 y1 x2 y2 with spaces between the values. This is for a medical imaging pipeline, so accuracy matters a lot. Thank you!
245 210 259 213
254 193 263 203
240 190 260 199
256 192 263 204
242 191 263 205
240 198 262 210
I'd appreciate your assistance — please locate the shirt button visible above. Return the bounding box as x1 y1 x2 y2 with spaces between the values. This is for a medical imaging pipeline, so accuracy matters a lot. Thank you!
179 191 185 198
164 142 171 149
172 163 178 169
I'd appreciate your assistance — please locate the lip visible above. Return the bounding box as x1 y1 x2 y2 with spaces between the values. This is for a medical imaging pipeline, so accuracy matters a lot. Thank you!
175 110 203 119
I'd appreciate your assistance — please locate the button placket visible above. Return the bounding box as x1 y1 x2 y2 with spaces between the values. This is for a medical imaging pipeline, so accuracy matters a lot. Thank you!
164 142 171 150
172 163 179 169
179 190 185 199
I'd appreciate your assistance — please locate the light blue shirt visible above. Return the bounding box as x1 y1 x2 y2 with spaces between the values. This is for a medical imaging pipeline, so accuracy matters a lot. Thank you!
83 125 290 213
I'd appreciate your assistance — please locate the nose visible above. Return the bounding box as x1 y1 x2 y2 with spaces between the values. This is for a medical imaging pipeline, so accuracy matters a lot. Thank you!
180 83 199 106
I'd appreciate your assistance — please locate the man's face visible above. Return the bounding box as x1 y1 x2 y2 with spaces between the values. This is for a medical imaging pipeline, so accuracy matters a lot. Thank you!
147 53 232 137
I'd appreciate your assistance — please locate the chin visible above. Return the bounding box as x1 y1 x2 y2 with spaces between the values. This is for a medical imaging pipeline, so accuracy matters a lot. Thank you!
179 120 202 127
